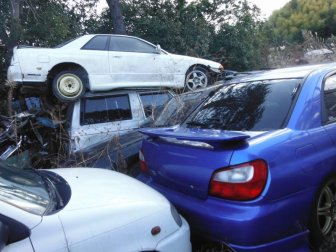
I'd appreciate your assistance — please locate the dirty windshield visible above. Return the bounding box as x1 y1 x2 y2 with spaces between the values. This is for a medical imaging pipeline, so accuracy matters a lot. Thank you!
154 86 220 127
186 79 301 131
0 163 50 215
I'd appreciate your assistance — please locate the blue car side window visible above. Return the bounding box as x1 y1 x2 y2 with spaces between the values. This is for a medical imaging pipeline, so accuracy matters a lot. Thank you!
324 75 336 122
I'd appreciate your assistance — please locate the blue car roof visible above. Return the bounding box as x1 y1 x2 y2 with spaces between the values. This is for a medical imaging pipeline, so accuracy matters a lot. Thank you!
229 63 336 83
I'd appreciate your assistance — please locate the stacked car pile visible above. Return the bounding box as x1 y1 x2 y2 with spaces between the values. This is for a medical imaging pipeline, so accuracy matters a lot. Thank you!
5 34 336 251
1 34 225 252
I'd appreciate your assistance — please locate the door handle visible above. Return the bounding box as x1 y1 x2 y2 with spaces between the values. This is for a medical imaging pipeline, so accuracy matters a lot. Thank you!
112 56 121 58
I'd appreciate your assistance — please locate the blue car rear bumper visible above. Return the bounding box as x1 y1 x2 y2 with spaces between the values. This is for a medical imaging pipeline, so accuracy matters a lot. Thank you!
229 231 310 252
138 174 315 252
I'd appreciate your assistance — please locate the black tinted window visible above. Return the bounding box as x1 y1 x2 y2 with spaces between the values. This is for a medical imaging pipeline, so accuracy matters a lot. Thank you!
110 36 156 53
80 95 132 125
324 75 336 122
140 92 171 118
82 35 109 50
186 79 300 131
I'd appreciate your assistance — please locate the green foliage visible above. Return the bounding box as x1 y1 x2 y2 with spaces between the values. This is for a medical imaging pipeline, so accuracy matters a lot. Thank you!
92 0 267 70
0 0 99 80
119 0 213 56
1 0 99 47
210 1 268 71
268 0 336 43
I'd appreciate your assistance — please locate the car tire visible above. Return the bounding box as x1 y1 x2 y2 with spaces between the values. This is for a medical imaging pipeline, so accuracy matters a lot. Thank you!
52 70 86 102
310 175 336 250
185 66 212 91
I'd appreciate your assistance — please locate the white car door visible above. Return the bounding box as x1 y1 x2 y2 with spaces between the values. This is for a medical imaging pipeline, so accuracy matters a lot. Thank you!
156 52 177 85
108 36 165 86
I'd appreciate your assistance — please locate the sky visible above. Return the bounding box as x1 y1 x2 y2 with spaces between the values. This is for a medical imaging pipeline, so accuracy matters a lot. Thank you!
248 0 291 17
97 0 292 18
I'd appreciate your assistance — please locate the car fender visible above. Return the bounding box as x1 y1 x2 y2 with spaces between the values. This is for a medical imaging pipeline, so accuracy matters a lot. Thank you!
168 54 222 74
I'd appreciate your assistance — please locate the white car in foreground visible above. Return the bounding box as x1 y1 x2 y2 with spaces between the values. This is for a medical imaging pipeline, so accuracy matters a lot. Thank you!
7 34 223 101
0 164 191 252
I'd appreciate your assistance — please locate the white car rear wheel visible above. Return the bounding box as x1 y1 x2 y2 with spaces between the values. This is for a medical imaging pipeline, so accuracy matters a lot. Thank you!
52 71 86 102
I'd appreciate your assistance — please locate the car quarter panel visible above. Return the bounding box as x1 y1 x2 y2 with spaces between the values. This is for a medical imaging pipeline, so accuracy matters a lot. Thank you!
49 49 110 90
141 138 234 199
15 47 110 87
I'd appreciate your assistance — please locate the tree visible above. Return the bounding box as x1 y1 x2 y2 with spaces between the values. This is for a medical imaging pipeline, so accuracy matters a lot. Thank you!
90 0 267 70
210 0 268 70
7 0 24 50
268 0 336 43
106 0 126 34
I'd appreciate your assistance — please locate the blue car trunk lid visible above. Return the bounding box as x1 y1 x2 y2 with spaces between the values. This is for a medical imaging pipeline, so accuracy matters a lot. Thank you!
139 127 250 199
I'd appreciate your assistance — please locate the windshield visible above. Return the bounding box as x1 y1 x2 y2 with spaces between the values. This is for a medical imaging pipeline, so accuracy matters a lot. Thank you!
0 163 50 215
154 86 221 127
186 79 301 131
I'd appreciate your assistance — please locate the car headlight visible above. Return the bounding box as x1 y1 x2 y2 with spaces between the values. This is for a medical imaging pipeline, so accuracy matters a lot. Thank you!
170 204 182 227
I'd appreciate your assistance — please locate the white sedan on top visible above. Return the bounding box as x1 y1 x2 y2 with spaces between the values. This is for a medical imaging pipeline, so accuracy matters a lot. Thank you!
7 34 223 101
0 163 191 252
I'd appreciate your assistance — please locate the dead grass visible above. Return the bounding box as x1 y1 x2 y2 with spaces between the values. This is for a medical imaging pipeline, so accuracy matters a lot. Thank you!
268 30 336 68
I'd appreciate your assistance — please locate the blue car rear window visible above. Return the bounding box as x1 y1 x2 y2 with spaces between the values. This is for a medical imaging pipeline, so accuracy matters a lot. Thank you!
186 79 301 131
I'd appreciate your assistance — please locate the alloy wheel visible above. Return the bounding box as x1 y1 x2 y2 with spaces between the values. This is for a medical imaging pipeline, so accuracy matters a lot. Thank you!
317 181 336 242
185 70 208 90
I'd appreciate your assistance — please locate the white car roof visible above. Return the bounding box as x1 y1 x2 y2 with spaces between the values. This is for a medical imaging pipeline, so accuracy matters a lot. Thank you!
62 34 163 51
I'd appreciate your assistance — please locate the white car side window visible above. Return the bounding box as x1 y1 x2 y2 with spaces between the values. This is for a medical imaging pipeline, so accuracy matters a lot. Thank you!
80 95 132 125
109 36 156 54
82 35 109 51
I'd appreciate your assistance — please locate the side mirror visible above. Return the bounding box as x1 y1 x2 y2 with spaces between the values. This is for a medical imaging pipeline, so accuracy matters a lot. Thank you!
156 44 162 54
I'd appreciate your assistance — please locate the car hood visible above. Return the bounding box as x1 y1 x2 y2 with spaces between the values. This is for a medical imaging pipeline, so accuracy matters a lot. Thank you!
38 168 182 251
51 168 169 212
169 53 221 70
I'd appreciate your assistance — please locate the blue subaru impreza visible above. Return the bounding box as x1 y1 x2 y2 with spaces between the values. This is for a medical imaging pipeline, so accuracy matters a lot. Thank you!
137 63 336 251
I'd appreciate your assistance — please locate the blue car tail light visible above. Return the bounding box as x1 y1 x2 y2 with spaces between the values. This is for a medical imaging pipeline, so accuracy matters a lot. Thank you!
209 160 268 201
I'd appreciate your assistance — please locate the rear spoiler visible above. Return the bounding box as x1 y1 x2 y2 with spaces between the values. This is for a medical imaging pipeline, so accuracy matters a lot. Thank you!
139 127 250 148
